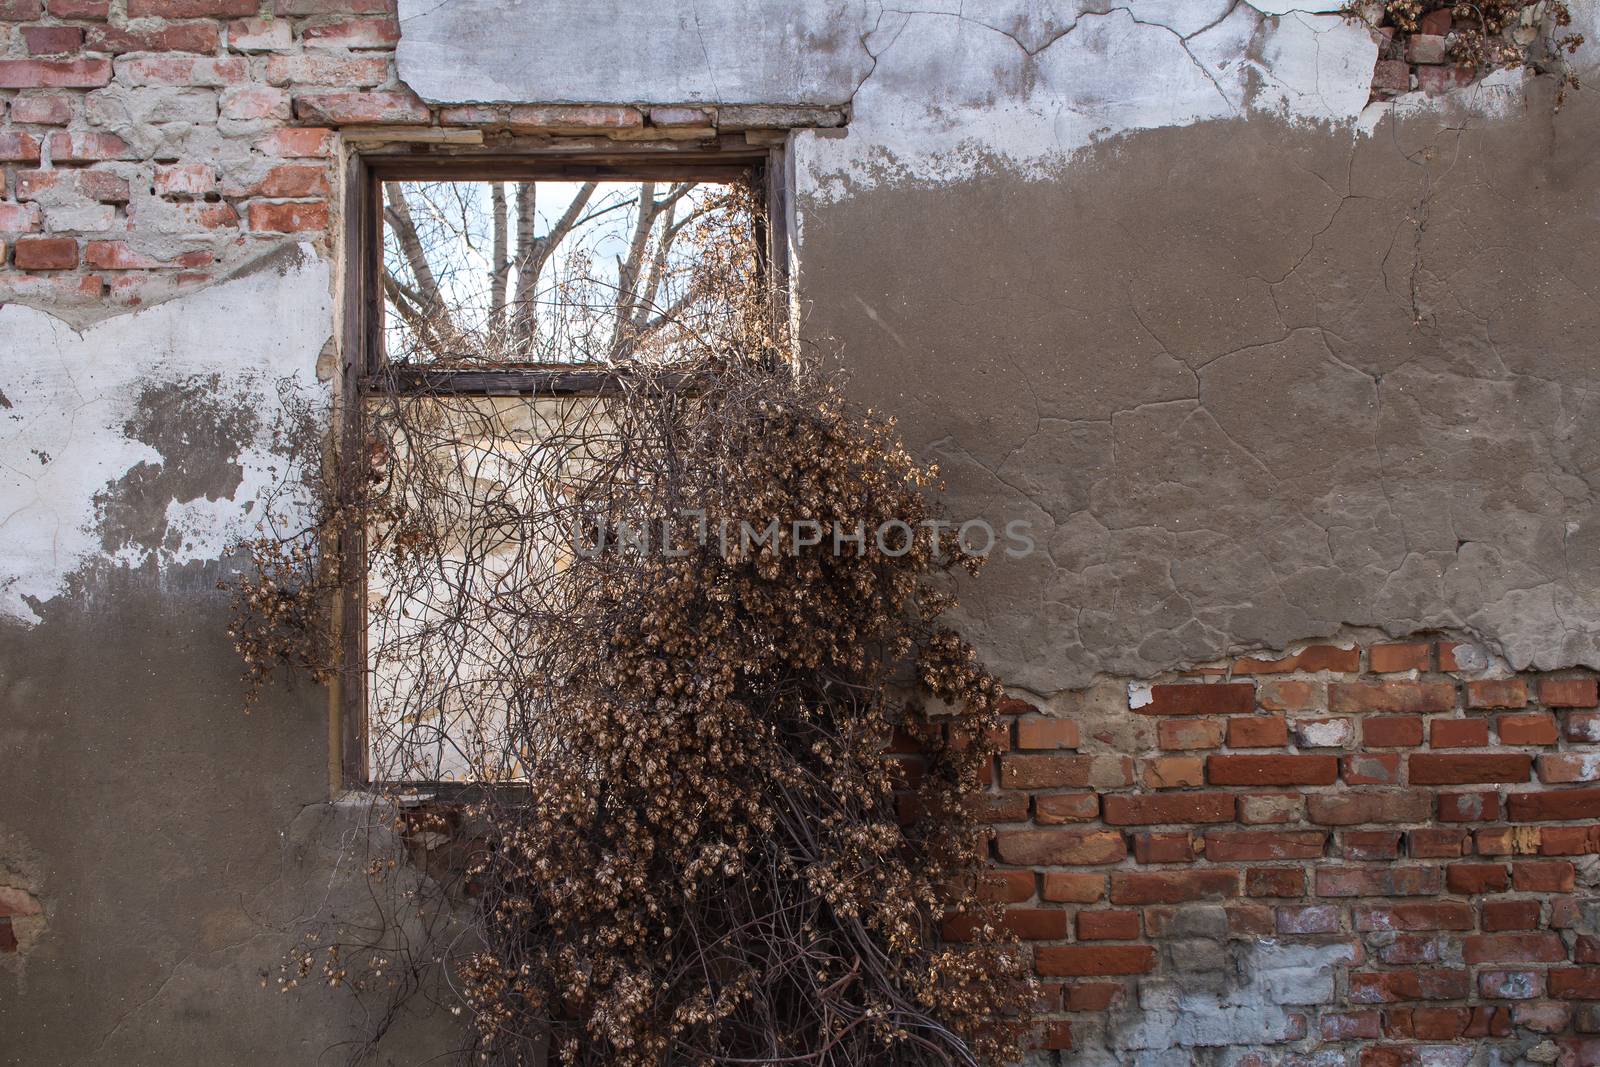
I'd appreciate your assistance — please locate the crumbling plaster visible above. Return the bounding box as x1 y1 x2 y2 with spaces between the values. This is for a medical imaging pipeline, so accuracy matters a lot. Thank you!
0 244 330 623
392 0 1600 691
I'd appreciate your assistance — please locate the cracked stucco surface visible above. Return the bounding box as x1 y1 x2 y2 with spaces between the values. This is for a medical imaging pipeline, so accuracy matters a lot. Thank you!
801 92 1600 692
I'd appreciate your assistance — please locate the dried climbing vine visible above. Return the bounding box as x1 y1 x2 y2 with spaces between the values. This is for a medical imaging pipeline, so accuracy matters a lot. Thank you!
1346 0 1586 106
227 183 1035 1066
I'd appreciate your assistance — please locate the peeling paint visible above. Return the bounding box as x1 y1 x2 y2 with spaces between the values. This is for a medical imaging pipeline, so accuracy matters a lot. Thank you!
0 245 331 624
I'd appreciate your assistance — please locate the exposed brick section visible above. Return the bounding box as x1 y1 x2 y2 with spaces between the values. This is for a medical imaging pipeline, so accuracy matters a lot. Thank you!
1132 682 1254 715
1409 752 1533 785
1330 681 1455 713
1208 754 1338 786
1540 678 1599 708
0 16 843 308
934 643 1600 1059
1233 644 1359 674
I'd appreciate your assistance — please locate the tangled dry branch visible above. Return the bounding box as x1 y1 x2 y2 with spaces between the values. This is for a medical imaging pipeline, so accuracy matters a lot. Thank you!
228 181 1036 1066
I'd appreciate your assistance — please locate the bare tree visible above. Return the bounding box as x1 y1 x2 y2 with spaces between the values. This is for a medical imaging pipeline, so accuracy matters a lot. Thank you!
380 178 735 366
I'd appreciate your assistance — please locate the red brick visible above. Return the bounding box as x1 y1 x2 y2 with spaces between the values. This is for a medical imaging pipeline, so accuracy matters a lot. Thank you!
1227 904 1274 935
1062 982 1124 1011
1538 754 1600 784
246 201 330 234
1481 899 1541 932
8 95 71 125
1035 945 1155 977
256 127 335 158
126 0 256 14
116 55 248 87
264 53 389 86
84 241 194 270
1133 683 1254 716
1374 934 1456 966
978 870 1035 903
1353 903 1473 931
221 85 292 123
47 131 128 162
1208 754 1337 786
154 163 217 199
1498 712 1559 745
1393 1005 1473 1039
1101 792 1234 826
1040 872 1103 903
13 235 75 269
1348 969 1470 1003
1429 718 1488 748
1508 787 1600 822
0 202 42 233
1131 832 1199 864
1233 644 1359 674
248 164 329 198
1341 830 1401 860
1568 711 1600 742
21 25 83 55
1258 679 1317 712
1541 678 1599 707
1226 715 1286 748
1330 682 1455 713
1015 717 1079 750
1540 825 1600 855
1407 828 1469 858
1157 718 1223 750
1246 867 1305 897
1308 790 1431 825
0 59 110 90
1446 862 1508 894
1076 910 1139 940
293 90 428 125
1342 752 1401 785
1109 869 1238 905
300 16 399 47
1238 792 1305 824
1438 791 1500 822
1002 755 1093 789
1204 830 1326 861
1409 753 1531 785
274 0 394 13
1369 642 1433 673
1551 968 1600 998
1464 932 1566 964
1479 969 1544 999
1276 903 1339 934
1363 715 1424 747
46 0 104 13
1036 1020 1072 1051
995 829 1125 867
945 907 1067 941
1141 756 1203 789
1467 679 1528 709
1315 866 1441 897
84 21 219 53
1512 860 1575 892
1030 793 1095 824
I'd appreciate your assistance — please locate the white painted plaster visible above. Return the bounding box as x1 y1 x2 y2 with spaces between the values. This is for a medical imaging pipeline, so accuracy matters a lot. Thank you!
0 247 331 623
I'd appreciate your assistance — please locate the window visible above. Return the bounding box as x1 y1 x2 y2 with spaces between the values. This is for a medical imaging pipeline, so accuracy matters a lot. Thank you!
339 143 787 787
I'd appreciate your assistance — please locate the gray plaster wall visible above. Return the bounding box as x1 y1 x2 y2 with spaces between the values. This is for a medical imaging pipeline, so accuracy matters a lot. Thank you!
3 1 1599 1064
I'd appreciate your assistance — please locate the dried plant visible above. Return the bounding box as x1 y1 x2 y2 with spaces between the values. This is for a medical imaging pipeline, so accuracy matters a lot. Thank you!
228 179 1035 1066
1345 0 1585 107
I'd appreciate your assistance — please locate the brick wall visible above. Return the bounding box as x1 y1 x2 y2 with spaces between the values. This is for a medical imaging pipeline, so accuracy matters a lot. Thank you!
0 0 837 314
933 638 1600 1062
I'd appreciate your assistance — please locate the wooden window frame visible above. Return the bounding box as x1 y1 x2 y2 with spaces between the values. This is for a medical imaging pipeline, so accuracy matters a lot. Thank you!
333 136 792 792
